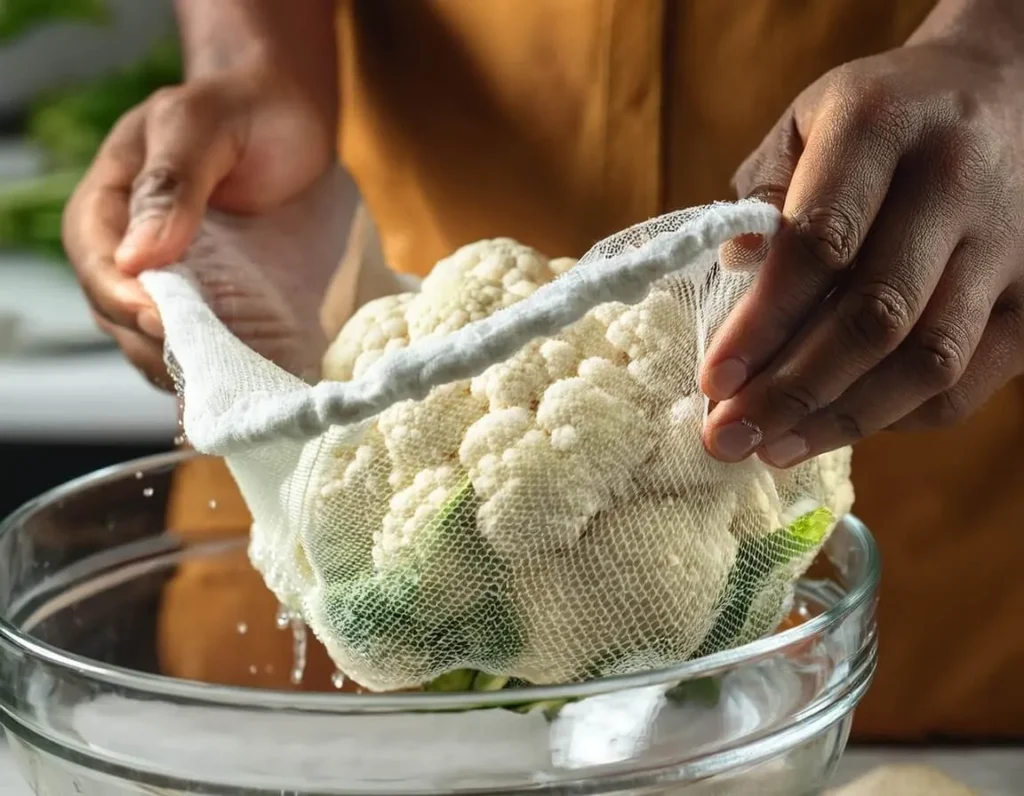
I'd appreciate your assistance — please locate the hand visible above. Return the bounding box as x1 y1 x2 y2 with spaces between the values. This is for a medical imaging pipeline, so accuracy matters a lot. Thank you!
61 62 339 389
162 167 355 384
701 11 1024 467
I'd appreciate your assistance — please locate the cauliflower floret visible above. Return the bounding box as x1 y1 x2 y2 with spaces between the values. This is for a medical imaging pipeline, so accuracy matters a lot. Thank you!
470 339 552 411
323 293 414 381
301 425 392 584
469 311 626 413
376 464 464 568
461 375 655 557
605 289 700 405
638 394 757 497
513 492 739 684
406 239 555 339
639 394 849 541
376 383 487 489
549 256 577 276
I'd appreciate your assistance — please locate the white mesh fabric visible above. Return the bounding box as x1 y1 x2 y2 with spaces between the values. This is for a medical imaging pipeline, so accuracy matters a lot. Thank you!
141 199 854 692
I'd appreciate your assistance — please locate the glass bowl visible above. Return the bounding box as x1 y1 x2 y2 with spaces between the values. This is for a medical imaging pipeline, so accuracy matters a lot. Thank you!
0 451 879 795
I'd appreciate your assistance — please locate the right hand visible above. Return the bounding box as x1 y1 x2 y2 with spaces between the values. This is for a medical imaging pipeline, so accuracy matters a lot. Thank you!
62 63 339 389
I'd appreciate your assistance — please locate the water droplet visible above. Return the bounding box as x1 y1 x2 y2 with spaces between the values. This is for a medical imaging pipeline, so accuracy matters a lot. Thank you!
236 622 248 635
290 616 308 686
208 499 218 510
134 471 143 480
331 670 346 690
142 487 154 498
273 604 309 684
248 665 257 675
264 664 274 674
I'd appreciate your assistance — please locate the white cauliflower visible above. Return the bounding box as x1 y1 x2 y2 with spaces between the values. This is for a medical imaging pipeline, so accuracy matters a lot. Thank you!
297 237 855 693
405 238 554 338
322 293 413 381
515 492 739 684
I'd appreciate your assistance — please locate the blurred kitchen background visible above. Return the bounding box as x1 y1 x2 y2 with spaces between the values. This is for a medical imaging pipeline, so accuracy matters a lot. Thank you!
0 0 179 520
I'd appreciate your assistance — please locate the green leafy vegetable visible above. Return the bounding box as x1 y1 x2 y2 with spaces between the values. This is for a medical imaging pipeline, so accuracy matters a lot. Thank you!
412 505 834 721
692 506 834 658
326 477 524 680
0 0 110 43
27 37 182 167
0 168 85 259
665 675 722 708
0 22 181 262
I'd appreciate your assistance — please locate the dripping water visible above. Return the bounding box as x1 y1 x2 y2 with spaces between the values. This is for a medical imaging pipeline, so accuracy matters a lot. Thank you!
275 603 308 685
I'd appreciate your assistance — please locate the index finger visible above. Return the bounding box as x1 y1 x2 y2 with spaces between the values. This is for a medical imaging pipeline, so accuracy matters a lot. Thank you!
701 86 906 405
63 108 155 329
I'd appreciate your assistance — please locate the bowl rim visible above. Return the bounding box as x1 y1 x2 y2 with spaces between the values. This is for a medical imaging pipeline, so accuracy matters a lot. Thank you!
0 449 880 713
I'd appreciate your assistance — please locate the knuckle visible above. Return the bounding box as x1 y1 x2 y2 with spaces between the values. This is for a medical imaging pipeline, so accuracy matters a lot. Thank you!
792 203 866 271
148 81 223 131
829 409 866 441
73 250 109 297
147 86 189 120
908 325 970 391
948 87 984 125
837 281 915 351
131 165 183 216
734 112 800 202
834 77 911 151
847 79 897 125
928 389 974 428
932 126 1000 197
764 378 823 419
822 67 865 112
745 183 788 210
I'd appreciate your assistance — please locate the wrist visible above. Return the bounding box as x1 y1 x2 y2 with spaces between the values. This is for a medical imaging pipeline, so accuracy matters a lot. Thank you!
908 0 1024 70
174 0 338 109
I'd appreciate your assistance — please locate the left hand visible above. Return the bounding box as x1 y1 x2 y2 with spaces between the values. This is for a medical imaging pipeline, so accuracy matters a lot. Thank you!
701 4 1024 467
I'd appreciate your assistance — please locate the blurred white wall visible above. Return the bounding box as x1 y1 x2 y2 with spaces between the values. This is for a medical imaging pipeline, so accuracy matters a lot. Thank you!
0 0 175 114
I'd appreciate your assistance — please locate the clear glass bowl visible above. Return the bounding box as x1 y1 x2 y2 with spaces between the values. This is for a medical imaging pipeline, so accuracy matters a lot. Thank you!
0 452 879 795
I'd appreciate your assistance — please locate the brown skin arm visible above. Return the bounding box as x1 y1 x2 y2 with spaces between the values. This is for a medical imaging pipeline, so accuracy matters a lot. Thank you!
61 0 339 387
701 0 1024 466
175 0 337 105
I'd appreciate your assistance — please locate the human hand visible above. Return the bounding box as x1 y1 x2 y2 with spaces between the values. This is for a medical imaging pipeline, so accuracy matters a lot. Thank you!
61 61 340 389
701 5 1024 467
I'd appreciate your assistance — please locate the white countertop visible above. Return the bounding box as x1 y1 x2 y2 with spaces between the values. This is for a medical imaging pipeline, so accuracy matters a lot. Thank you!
0 349 178 443
0 263 178 443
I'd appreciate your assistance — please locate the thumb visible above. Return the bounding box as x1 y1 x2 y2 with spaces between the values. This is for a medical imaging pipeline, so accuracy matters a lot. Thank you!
115 89 240 275
733 105 806 207
720 107 805 271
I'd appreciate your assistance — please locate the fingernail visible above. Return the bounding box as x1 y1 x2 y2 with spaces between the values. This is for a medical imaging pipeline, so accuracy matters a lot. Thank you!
705 358 748 401
137 309 164 339
115 215 165 267
762 433 809 468
708 420 762 462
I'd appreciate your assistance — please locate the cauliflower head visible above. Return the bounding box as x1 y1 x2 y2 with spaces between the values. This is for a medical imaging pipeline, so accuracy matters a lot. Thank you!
294 238 854 692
